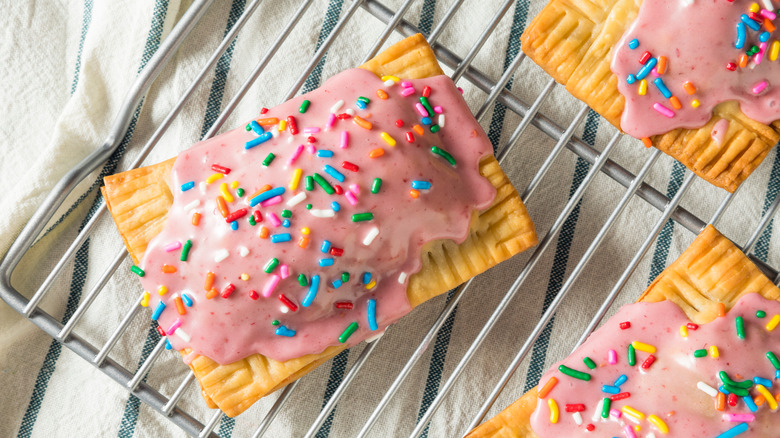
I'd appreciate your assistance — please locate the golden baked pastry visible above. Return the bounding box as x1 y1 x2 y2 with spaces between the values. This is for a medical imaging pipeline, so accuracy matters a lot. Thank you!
102 34 538 416
467 224 780 437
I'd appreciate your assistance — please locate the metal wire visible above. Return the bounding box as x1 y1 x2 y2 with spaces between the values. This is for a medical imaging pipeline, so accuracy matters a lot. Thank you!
2 1 780 437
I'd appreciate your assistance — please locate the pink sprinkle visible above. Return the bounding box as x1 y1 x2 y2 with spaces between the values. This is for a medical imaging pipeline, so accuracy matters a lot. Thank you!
303 127 321 134
326 113 337 129
288 144 304 164
609 409 622 419
755 42 767 65
457 87 463 94
401 81 412 87
349 183 360 195
167 318 182 335
433 106 443 114
280 265 290 279
753 80 768 95
164 241 182 252
260 196 282 207
624 425 637 438
401 87 416 97
723 413 755 422
415 103 429 117
761 9 777 20
608 349 618 365
340 131 349 149
650 68 659 78
653 102 675 118
306 144 317 154
266 212 282 227
345 191 358 206
262 275 281 298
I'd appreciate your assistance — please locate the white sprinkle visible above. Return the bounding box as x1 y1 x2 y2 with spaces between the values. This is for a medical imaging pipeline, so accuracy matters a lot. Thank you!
363 227 379 246
183 200 200 213
176 328 191 342
280 306 289 314
287 135 294 144
214 249 229 263
346 108 355 116
271 128 279 138
384 79 395 87
309 208 335 218
572 412 583 426
398 272 407 284
366 330 385 343
647 433 657 438
762 0 773 10
330 99 344 113
238 246 249 257
286 192 307 207
199 181 207 194
592 399 603 422
438 114 445 128
697 381 718 397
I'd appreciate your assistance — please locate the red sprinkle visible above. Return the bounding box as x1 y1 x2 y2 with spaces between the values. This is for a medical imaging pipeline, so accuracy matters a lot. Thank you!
405 132 415 143
638 51 652 64
279 294 298 312
342 161 359 172
287 115 299 135
610 392 631 401
156 325 166 337
249 289 259 300
641 355 656 369
586 424 595 432
253 210 262 223
422 85 431 97
727 393 738 406
395 119 404 127
334 184 344 195
335 301 354 309
619 321 631 330
211 164 231 174
565 404 585 412
330 247 344 257
726 62 737 71
749 11 762 22
260 107 269 114
225 208 248 223
221 283 236 299
307 136 316 143
686 323 699 330
337 113 351 120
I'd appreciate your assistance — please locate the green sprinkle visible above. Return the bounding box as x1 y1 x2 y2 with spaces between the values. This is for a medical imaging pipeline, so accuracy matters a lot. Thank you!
312 173 335 194
557 365 591 381
430 124 440 133
431 146 456 166
601 398 611 419
768 351 780 369
693 349 708 358
419 96 435 117
264 258 279 273
338 322 359 343
271 320 280 326
305 175 314 191
736 316 745 339
719 371 753 389
236 188 245 197
246 124 252 131
357 96 370 104
352 212 374 222
248 215 256 226
180 240 192 262
371 178 382 194
306 204 313 210
298 274 308 287
582 357 596 370
281 209 292 218
262 153 276 166
628 344 636 366
722 383 749 397
130 265 145 277
299 99 311 113
757 310 767 318
341 272 350 283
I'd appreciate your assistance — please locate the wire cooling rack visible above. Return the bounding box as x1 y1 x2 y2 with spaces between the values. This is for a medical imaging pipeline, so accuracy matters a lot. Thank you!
3 0 780 436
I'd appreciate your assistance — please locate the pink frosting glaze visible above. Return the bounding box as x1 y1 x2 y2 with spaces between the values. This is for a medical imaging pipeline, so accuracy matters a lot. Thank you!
612 0 780 138
136 68 497 364
530 293 780 436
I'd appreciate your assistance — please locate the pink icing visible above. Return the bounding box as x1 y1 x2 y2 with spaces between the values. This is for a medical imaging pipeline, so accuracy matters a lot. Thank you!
530 293 780 436
612 0 780 138
136 68 496 364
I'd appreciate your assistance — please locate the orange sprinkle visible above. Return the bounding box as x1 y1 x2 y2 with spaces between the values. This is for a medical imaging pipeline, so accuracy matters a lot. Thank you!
369 148 385 158
413 124 424 136
204 271 215 291
249 184 272 200
298 236 309 248
656 56 667 75
353 116 373 130
410 189 420 198
641 137 652 148
682 81 696 95
739 54 749 68
174 296 186 315
717 302 726 317
669 96 682 110
537 376 558 399
216 196 229 218
259 226 269 239
206 288 219 300
162 264 177 274
755 395 766 406
765 18 776 32
256 117 279 125
716 392 726 411
775 391 780 402
376 89 388 100
192 212 201 226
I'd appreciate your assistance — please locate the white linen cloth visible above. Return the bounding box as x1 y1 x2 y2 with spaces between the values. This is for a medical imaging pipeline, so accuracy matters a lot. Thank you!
1 0 779 436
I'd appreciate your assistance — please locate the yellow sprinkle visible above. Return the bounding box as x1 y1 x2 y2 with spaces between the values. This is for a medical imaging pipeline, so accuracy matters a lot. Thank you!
290 168 303 191
158 285 168 296
709 345 719 358
691 99 700 108
380 132 396 147
631 341 656 354
206 173 223 184
680 325 688 337
301 227 310 235
140 291 150 307
230 181 239 189
240 273 249 281
756 384 778 410
548 398 559 424
638 79 647 96
634 425 641 432
365 279 376 290
767 314 780 331
648 414 669 434
278 120 287 131
219 182 234 203
380 75 400 82
750 2 760 12
621 405 646 420
771 40 780 62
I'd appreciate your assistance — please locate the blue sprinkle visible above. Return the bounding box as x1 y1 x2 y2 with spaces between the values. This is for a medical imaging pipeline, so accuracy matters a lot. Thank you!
331 201 341 212
741 14 761 31
411 180 431 190
316 149 334 158
760 31 771 42
302 275 320 307
601 385 621 394
421 117 432 126
356 100 367 110
653 78 672 98
245 131 273 149
275 325 296 337
165 339 172 350
151 301 166 321
736 22 747 49
230 221 238 230
362 272 372 284
321 240 332 253
270 233 291 243
323 164 345 182
181 293 193 307
626 74 637 85
250 187 285 207
753 376 773 388
628 38 639 49
636 57 657 80
776 369 780 379
319 257 334 267
332 279 343 289
250 120 264 135
716 423 748 438
282 219 290 228
180 181 195 191
368 298 378 331
719 385 731 395
613 374 627 387
742 396 758 412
